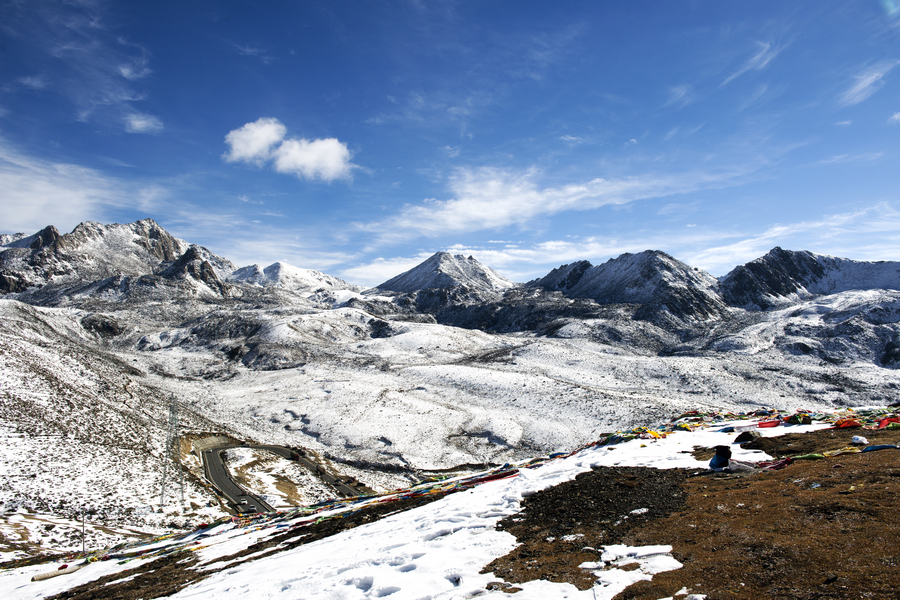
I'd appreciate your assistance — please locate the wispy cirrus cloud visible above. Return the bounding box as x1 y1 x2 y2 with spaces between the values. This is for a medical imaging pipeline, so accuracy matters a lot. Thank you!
817 152 883 164
5 1 162 131
223 117 356 182
366 89 494 131
559 135 584 144
665 83 695 108
889 112 900 123
355 163 754 248
0 138 159 233
685 203 900 274
233 43 273 64
118 56 152 81
839 61 898 106
17 75 49 90
722 40 785 86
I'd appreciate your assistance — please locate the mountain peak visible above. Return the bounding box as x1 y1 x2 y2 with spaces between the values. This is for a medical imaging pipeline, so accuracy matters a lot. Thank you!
377 251 516 294
720 247 900 309
228 261 361 292
562 249 727 325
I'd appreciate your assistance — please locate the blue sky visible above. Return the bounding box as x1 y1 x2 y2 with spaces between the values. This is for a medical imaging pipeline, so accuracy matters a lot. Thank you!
1 1 899 286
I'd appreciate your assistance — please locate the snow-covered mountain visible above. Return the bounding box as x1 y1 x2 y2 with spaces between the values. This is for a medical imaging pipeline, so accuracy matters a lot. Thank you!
229 262 361 293
377 251 517 294
0 219 238 297
720 247 900 309
529 250 729 327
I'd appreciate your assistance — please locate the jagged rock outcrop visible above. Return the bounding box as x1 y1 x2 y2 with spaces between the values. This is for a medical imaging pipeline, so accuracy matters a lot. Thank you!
159 245 229 295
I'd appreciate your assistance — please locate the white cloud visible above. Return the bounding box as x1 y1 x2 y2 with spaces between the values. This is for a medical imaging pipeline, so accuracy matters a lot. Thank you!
18 75 48 90
272 138 353 181
559 135 584 143
224 118 287 164
722 40 785 86
356 164 752 247
444 146 461 157
0 139 156 233
889 112 900 123
839 61 898 106
223 118 355 182
125 112 163 134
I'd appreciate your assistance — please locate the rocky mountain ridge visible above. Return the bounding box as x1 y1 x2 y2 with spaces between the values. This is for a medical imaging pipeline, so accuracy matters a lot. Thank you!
2 220 899 369
720 246 900 309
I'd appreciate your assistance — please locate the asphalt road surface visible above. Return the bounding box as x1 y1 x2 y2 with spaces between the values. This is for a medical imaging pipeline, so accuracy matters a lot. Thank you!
201 444 373 514
201 448 274 514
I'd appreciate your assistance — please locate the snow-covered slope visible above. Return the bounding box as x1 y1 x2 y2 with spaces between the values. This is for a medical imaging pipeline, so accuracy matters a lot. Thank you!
0 415 851 600
377 252 517 294
0 300 229 535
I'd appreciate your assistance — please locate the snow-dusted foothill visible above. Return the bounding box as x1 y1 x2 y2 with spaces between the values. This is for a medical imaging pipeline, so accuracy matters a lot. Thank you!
228 262 362 295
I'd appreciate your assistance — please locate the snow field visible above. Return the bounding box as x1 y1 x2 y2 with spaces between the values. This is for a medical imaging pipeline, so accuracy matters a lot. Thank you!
150 299 874 483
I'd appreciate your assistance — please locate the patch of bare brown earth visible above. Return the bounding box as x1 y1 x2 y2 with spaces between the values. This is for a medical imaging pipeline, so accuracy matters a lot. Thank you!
484 427 900 599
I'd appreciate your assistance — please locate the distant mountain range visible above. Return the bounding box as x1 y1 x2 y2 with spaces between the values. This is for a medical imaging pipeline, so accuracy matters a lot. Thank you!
368 246 900 330
0 219 357 302
3 220 899 329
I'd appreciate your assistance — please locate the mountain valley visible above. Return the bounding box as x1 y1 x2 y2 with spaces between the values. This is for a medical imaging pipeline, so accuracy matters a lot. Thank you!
1 219 899 563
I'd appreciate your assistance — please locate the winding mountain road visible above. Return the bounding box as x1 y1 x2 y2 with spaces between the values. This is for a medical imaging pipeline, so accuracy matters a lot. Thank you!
202 447 274 514
201 443 372 514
